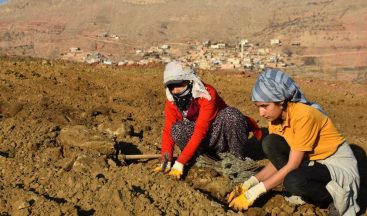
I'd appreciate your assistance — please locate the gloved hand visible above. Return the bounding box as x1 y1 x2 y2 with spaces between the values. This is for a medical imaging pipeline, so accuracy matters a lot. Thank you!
153 152 171 173
227 176 259 203
227 185 247 203
228 182 266 211
168 161 184 179
153 162 171 173
229 193 254 211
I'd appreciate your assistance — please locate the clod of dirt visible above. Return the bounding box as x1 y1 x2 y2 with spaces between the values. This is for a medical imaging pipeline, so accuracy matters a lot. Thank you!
97 120 132 140
0 101 23 118
59 125 115 155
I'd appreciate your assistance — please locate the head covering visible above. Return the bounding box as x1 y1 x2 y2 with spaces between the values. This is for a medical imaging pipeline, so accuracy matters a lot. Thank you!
163 61 211 102
251 68 324 113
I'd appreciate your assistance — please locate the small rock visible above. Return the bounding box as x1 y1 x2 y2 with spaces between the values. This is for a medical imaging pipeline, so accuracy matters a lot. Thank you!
0 200 7 210
55 157 75 171
97 120 131 139
59 125 114 155
16 200 30 210
41 60 50 65
107 158 117 168
198 209 208 216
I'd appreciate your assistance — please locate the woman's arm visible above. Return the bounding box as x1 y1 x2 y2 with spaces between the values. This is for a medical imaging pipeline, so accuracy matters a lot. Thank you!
259 105 318 190
255 162 277 182
161 101 181 160
176 85 223 164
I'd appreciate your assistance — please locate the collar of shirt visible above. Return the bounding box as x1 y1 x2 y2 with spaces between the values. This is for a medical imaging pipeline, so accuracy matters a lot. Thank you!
271 103 293 133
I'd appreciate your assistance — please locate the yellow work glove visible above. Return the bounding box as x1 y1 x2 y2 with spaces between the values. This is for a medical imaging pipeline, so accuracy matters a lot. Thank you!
229 193 254 211
228 182 267 211
227 185 247 203
153 162 171 173
227 176 259 203
168 161 184 179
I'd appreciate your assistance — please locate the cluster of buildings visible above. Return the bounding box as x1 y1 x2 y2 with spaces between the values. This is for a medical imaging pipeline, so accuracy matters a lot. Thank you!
175 39 291 71
61 35 299 71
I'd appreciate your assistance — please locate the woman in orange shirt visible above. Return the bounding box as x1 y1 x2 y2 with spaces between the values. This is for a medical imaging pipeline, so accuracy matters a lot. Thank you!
228 69 359 216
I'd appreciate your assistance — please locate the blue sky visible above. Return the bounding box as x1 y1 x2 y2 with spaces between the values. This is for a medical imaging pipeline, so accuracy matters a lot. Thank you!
0 0 7 3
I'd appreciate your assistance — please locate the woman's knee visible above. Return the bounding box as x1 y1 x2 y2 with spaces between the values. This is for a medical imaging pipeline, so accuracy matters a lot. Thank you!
284 170 306 195
218 107 241 120
171 121 190 145
171 122 183 139
262 134 284 155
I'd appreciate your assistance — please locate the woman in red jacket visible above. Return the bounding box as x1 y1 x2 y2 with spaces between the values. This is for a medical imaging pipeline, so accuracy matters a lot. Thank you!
154 61 261 179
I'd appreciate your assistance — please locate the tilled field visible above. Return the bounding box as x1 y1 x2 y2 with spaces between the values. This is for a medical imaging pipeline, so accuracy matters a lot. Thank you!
0 56 366 215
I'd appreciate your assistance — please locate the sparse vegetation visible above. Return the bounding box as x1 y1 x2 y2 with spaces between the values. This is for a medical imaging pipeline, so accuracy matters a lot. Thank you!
282 46 293 57
302 56 317 66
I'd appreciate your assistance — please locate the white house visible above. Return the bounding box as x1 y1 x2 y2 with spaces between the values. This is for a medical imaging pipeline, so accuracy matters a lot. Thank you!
103 59 113 65
160 56 172 63
69 47 80 53
270 39 281 46
161 44 170 50
240 39 249 46
210 43 226 49
135 49 143 54
98 32 108 37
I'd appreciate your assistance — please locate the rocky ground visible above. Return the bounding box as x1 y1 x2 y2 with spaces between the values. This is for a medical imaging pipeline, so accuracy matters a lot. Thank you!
0 56 366 215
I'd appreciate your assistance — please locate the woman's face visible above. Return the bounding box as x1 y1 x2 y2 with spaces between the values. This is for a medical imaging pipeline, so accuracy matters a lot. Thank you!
168 81 189 95
254 102 283 122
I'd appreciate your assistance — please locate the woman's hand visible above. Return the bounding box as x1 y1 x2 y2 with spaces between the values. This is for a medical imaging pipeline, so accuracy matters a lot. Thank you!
168 161 184 179
153 162 171 173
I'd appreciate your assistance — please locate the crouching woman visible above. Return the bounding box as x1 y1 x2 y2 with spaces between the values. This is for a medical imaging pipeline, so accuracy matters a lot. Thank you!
228 69 359 216
154 61 261 179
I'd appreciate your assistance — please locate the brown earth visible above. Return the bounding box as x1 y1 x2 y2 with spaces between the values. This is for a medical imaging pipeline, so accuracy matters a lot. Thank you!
0 56 366 215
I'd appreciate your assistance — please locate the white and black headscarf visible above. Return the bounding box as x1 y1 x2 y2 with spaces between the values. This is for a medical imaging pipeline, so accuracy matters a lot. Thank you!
163 61 211 102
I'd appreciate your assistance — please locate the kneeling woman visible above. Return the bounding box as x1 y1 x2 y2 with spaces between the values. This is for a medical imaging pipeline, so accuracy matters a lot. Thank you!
228 69 359 215
154 61 261 179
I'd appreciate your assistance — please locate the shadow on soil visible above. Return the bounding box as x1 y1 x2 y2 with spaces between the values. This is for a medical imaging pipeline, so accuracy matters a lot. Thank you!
350 144 367 215
113 141 146 166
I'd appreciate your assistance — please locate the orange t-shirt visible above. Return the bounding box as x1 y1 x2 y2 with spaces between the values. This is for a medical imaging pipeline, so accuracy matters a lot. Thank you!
269 102 345 160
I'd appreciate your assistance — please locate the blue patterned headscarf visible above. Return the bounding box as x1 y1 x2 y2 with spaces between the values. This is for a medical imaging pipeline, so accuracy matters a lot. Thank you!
251 68 324 113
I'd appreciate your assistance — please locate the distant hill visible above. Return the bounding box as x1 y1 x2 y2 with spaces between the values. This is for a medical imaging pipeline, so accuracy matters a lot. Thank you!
0 0 366 66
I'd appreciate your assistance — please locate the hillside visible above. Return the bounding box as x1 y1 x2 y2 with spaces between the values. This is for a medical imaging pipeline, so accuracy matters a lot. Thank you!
0 0 366 68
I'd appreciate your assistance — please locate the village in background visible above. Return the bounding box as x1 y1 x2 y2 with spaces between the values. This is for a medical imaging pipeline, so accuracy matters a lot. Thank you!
61 32 299 72
0 0 366 82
